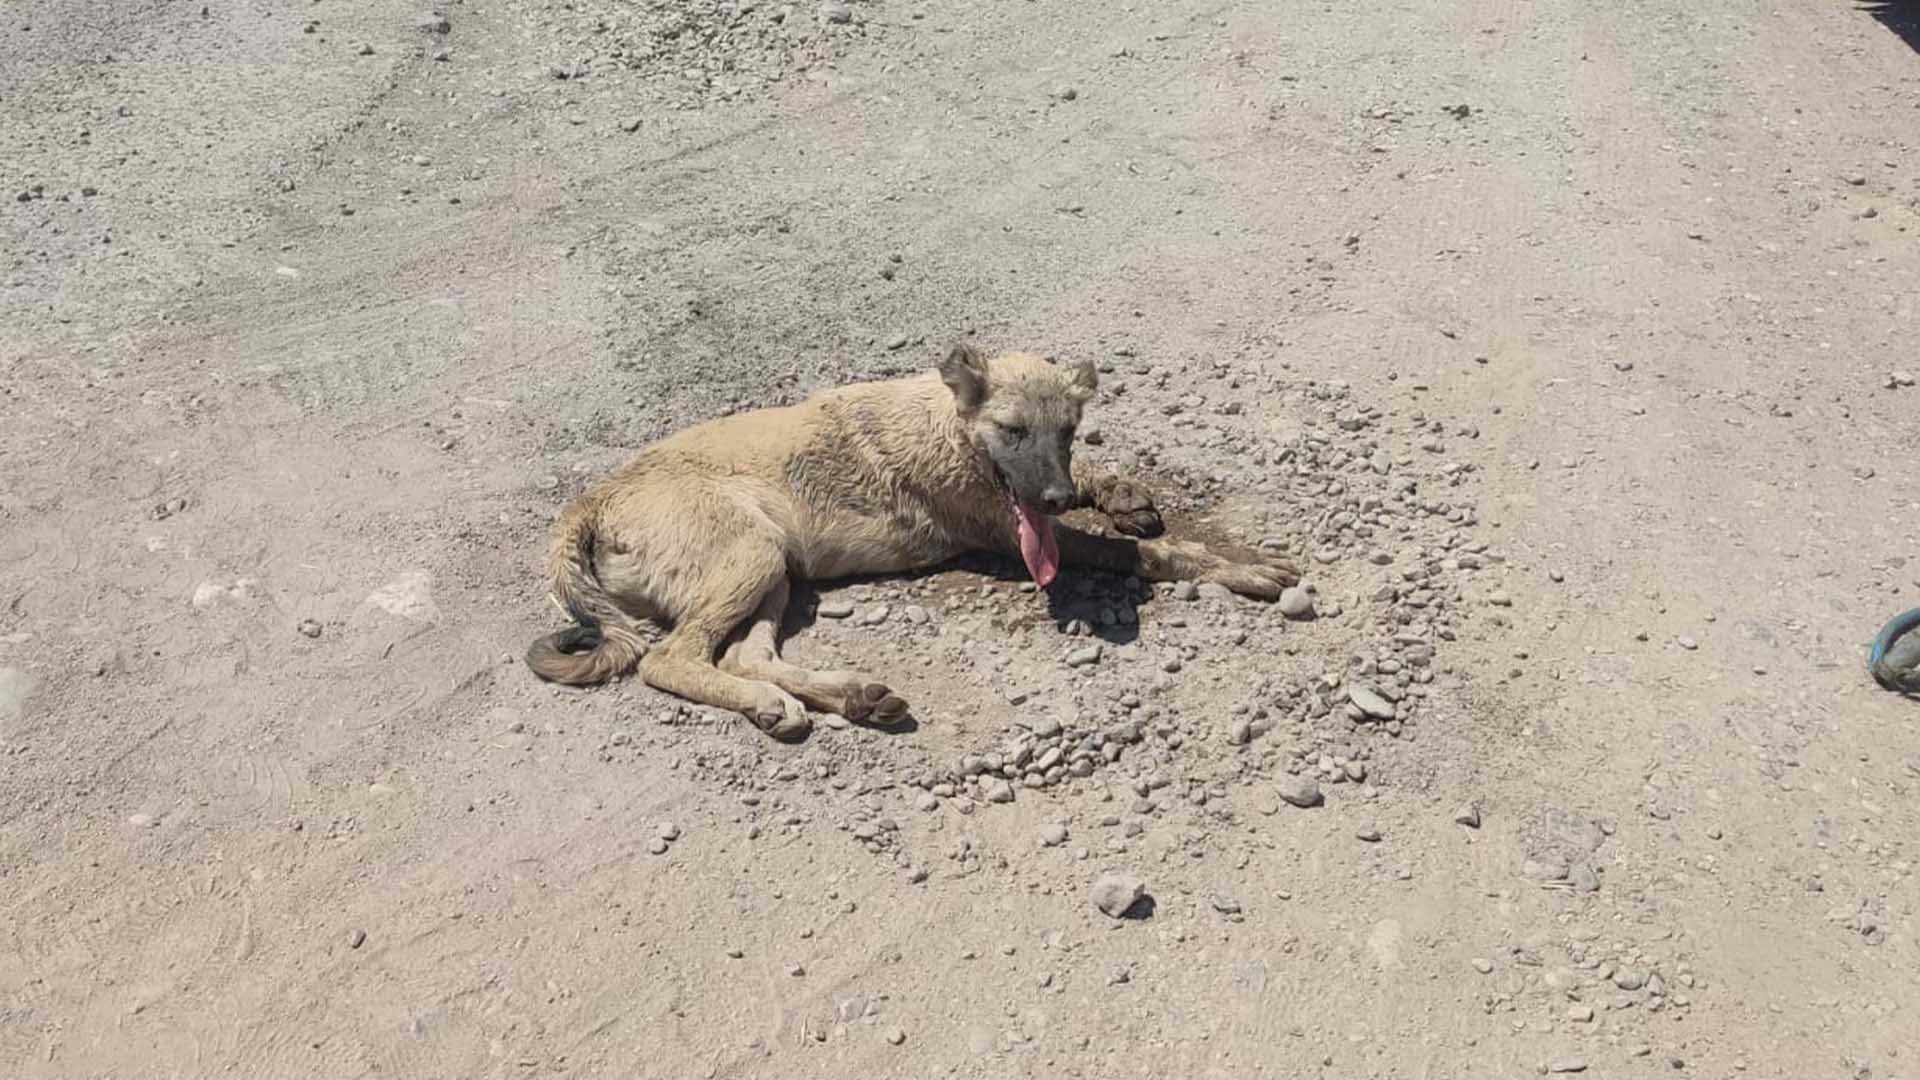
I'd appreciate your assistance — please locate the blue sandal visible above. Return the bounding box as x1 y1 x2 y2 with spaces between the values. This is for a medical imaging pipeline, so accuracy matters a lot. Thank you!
1869 608 1920 693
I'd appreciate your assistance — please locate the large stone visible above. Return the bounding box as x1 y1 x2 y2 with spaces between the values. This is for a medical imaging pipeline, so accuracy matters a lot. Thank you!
1276 773 1323 808
1090 873 1146 918
1348 685 1396 720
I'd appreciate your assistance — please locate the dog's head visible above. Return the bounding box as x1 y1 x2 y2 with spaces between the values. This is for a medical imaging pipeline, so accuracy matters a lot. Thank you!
939 343 1097 586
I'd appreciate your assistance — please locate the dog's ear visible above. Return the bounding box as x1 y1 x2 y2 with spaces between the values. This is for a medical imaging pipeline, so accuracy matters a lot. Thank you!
1064 358 1099 404
939 343 989 413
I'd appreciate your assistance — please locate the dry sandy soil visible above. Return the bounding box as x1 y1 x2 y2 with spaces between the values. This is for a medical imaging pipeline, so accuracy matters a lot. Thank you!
4 0 1920 1076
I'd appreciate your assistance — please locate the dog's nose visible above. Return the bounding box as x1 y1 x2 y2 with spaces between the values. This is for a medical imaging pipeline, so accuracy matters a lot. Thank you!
1039 485 1074 515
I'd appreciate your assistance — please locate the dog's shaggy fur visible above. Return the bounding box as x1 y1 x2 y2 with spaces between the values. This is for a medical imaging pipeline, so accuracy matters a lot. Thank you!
527 344 1300 739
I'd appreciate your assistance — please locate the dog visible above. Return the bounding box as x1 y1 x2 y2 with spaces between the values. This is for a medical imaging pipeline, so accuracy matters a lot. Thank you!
526 343 1300 739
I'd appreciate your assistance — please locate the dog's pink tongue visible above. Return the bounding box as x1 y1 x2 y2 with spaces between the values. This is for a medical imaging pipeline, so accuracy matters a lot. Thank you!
1013 501 1061 587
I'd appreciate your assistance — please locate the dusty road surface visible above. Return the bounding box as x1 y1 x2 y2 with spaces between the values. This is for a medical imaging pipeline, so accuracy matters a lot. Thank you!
4 0 1919 1076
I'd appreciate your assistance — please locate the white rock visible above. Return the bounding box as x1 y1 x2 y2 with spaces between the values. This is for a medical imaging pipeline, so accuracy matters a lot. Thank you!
1277 587 1315 618
364 570 439 622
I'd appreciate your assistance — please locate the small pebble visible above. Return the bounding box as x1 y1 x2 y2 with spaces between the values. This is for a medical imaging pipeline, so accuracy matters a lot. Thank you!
647 837 669 855
726 947 744 959
1038 823 1068 847
1470 957 1494 974
1676 635 1698 651
1547 1058 1588 1074
349 929 367 949
817 600 855 619
1355 826 1382 843
1453 804 1481 829
1065 644 1102 668
885 1027 906 1046
297 618 322 638
655 821 680 841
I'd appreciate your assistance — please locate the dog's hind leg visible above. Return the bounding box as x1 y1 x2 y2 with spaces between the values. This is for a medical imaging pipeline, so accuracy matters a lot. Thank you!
638 548 813 741
719 578 910 727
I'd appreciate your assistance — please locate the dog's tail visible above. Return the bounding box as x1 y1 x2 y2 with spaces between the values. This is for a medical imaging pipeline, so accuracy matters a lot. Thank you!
525 502 649 685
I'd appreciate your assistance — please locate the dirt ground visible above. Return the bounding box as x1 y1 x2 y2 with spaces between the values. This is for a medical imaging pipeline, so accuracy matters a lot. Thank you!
4 0 1919 1076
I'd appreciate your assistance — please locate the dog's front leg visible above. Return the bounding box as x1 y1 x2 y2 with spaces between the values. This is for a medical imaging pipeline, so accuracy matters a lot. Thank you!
1053 524 1301 601
1070 461 1163 538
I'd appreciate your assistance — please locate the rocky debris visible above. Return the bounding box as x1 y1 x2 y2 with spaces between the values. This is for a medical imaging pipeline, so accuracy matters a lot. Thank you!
1090 873 1146 918
544 0 893 109
1453 804 1481 828
1889 370 1916 389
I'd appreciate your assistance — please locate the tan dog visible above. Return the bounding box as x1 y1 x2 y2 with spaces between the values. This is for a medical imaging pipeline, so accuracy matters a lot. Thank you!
526 344 1300 739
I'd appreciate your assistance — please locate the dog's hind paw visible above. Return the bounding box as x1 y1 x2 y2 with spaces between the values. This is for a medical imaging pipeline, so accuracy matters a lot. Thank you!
847 683 911 728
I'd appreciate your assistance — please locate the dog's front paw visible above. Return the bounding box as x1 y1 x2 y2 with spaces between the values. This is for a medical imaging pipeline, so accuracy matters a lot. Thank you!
1096 479 1163 538
1198 551 1301 601
746 692 812 741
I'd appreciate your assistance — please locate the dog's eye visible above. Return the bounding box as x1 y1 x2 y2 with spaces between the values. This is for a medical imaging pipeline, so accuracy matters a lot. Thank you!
997 422 1028 440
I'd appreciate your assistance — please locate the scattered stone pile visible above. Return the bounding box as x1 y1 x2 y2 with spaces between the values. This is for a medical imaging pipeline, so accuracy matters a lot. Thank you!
539 0 890 107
